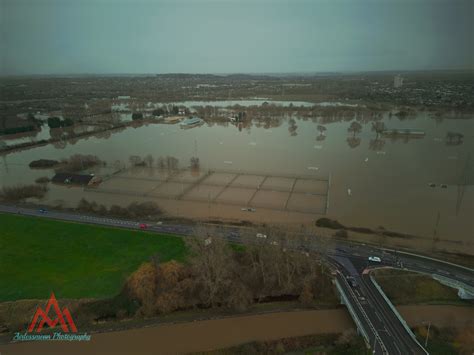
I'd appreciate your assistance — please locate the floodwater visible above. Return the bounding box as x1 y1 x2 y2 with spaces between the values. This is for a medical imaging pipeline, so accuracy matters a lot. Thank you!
0 305 471 355
0 110 473 250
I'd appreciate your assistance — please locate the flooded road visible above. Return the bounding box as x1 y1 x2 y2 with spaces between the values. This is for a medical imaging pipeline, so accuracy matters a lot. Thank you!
1 111 473 250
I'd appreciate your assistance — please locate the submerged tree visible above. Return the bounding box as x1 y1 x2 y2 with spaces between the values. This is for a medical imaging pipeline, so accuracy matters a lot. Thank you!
346 136 361 149
144 154 154 167
369 138 386 152
190 157 200 169
288 118 298 136
371 121 385 138
446 132 464 146
317 124 327 136
348 121 362 137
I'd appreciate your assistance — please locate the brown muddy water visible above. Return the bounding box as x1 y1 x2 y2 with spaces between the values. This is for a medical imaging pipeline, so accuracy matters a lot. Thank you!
0 111 473 250
0 305 472 355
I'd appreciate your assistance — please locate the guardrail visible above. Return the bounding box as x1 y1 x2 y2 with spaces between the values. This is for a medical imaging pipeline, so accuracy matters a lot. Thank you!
431 274 474 299
380 247 474 273
369 275 429 355
335 275 388 354
335 278 370 343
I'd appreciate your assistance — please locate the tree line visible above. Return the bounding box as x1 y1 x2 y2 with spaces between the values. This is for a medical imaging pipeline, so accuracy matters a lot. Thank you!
124 230 336 317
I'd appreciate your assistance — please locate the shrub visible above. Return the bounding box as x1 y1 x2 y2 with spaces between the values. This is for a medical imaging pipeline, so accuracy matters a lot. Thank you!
29 159 59 168
0 184 48 201
132 112 143 120
35 176 51 184
315 218 344 229
334 229 348 239
57 154 103 172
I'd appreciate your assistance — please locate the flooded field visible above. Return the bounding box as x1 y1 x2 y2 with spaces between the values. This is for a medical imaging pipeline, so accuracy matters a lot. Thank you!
1 305 471 355
1 110 473 251
94 168 329 214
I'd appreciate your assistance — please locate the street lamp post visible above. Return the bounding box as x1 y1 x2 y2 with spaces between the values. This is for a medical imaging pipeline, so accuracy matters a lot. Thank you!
424 321 431 348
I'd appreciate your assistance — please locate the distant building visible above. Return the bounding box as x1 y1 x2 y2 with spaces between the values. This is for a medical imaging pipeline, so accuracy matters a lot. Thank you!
52 173 101 186
180 116 203 128
164 116 181 123
394 75 404 88
228 111 246 123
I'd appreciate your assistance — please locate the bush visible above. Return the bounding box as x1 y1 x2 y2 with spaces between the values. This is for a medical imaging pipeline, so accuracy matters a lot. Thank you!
315 218 345 229
29 159 60 168
35 176 51 184
47 116 74 128
57 154 103 172
132 112 143 120
334 229 348 239
0 125 36 135
0 184 48 201
152 108 165 116
77 199 162 218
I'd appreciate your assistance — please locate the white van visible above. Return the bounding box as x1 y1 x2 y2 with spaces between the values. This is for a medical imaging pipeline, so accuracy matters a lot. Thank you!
368 256 382 263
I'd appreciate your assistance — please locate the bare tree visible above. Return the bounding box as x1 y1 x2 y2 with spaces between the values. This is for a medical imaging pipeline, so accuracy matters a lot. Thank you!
190 157 200 169
144 154 154 168
371 121 385 138
346 136 361 148
129 155 142 167
186 236 234 307
317 124 327 136
348 121 362 137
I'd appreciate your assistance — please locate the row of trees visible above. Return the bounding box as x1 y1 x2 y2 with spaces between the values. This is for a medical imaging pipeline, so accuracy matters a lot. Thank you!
0 184 48 201
125 228 336 316
57 154 104 172
128 155 180 170
47 116 74 129
126 155 200 170
76 199 162 218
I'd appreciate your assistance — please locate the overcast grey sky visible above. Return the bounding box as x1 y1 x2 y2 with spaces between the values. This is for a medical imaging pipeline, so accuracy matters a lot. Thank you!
1 0 473 75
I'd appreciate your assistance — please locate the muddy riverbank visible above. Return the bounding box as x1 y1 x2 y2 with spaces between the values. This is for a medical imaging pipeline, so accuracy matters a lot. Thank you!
1 305 472 355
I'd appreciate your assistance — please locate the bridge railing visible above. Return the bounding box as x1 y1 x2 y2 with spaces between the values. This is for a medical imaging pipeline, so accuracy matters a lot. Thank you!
369 275 429 355
335 275 388 354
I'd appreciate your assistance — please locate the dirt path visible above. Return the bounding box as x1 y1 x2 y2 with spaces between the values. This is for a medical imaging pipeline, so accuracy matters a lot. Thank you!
1 306 472 355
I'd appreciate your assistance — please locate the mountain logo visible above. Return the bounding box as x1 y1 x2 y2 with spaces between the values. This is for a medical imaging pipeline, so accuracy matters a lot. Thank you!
27 293 77 333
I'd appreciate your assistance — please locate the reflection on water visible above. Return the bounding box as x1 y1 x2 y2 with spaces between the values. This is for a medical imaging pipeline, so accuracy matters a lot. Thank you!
0 112 473 245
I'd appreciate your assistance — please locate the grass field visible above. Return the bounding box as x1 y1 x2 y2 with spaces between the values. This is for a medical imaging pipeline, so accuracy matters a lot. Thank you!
373 269 467 305
0 213 186 302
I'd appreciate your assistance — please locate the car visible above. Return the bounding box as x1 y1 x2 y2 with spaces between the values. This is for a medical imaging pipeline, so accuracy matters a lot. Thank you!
270 241 279 246
256 233 267 239
368 256 382 262
139 223 148 230
346 276 358 287
38 208 48 214
156 221 163 225
241 207 256 212
229 231 239 238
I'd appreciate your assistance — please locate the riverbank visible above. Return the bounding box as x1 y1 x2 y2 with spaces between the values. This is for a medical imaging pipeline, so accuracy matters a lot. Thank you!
1 305 472 355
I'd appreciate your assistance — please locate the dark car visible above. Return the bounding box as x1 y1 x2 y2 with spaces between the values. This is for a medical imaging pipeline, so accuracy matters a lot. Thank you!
346 276 358 287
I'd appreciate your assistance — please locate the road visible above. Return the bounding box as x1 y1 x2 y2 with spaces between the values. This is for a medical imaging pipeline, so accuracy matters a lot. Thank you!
1 204 473 354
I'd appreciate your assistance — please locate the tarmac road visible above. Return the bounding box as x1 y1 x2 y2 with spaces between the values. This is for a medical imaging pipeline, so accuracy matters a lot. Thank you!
1 203 472 354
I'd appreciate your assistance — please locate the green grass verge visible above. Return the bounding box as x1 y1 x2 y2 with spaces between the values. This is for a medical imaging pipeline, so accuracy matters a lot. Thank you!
372 269 467 305
0 213 186 302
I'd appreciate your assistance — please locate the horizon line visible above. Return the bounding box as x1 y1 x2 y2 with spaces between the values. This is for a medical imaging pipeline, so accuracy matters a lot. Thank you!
2 68 474 78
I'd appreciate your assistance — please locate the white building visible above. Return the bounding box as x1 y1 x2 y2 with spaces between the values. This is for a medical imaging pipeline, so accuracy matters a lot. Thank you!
394 74 404 88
